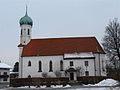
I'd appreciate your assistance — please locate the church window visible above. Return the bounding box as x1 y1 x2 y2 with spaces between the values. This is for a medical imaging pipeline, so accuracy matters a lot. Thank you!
49 61 53 72
85 71 89 76
28 29 30 35
28 61 31 66
38 61 42 72
60 60 63 71
70 61 73 66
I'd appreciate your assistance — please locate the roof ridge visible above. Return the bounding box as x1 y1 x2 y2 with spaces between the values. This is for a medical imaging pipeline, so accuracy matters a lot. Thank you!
31 36 96 40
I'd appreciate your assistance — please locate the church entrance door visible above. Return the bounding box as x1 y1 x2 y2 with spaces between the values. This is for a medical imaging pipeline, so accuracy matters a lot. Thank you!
70 73 74 80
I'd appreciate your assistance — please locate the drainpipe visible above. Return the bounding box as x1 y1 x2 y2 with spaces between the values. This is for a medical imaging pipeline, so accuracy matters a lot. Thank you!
94 57 96 76
99 52 101 76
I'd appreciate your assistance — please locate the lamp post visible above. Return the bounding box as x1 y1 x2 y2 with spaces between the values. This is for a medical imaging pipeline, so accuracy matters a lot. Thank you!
28 75 31 88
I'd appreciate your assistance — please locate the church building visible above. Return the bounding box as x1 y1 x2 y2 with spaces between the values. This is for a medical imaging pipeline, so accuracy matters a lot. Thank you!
18 9 106 80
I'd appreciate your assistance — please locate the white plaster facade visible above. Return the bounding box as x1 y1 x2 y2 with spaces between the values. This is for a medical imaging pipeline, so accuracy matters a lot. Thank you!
20 24 32 45
19 53 106 79
0 63 11 83
0 69 10 82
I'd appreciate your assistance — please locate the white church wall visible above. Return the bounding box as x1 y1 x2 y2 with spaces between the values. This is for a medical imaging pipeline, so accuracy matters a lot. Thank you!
18 47 23 78
63 59 95 76
100 54 106 76
94 53 106 76
22 55 63 78
21 55 98 78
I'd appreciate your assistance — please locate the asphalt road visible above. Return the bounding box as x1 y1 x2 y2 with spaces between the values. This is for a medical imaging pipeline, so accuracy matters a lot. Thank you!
1 86 120 90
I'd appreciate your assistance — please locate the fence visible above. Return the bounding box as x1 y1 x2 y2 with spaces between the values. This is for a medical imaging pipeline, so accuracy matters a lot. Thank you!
11 76 118 87
10 77 69 87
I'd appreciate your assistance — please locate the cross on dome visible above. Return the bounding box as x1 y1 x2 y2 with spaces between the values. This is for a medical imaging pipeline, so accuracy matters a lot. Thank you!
19 6 33 26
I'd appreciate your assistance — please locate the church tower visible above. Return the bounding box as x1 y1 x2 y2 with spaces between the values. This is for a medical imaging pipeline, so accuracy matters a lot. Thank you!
19 6 33 45
18 7 33 78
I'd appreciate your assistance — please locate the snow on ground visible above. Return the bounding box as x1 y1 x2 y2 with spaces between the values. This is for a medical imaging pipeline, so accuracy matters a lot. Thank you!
9 79 120 90
95 79 119 86
74 87 120 90
80 79 120 90
14 84 71 89
51 85 63 88
64 84 71 88
84 78 119 86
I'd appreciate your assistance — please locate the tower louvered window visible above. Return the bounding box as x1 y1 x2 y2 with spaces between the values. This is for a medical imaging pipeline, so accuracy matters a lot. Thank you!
28 29 30 35
21 29 22 35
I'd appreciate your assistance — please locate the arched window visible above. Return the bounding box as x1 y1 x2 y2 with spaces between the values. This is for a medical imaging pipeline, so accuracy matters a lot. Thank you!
21 29 22 35
28 29 30 35
49 61 53 72
28 61 31 66
60 60 63 71
38 61 42 72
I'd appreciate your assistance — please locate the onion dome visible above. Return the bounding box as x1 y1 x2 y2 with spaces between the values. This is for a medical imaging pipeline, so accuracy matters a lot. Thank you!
19 7 33 26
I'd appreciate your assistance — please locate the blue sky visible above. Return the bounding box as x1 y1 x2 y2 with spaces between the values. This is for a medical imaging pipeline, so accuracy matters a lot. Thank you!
0 0 120 67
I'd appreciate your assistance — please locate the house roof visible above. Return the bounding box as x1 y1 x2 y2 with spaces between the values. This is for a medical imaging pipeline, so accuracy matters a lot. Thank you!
0 63 11 69
21 37 105 57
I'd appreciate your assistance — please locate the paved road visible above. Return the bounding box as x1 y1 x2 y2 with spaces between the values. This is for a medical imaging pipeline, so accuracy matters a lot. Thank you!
1 86 120 90
0 83 9 89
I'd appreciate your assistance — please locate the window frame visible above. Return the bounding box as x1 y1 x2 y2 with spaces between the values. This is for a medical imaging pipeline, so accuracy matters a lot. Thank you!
49 61 53 72
38 61 42 72
85 61 88 66
70 61 74 66
28 61 31 67
60 60 63 71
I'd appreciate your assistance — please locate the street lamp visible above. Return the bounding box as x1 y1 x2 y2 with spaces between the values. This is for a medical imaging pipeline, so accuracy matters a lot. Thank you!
28 75 31 88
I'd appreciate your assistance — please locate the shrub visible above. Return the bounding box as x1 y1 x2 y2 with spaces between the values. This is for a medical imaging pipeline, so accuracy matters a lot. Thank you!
42 72 48 78
54 71 62 77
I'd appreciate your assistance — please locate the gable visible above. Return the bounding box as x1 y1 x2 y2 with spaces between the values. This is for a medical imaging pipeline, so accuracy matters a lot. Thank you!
21 37 105 57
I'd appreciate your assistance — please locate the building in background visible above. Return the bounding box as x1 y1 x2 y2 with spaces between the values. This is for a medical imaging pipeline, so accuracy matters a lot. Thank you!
0 62 11 83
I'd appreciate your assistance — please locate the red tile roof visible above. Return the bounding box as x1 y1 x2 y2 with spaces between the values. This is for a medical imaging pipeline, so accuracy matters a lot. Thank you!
21 37 105 57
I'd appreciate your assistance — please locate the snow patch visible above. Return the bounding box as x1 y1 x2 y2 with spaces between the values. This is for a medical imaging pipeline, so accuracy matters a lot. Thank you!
51 85 63 88
0 63 11 69
64 52 94 59
85 79 119 86
95 79 119 86
64 84 71 88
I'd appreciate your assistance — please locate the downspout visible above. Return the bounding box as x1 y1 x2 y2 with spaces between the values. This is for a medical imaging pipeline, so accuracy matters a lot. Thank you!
94 57 96 76
93 53 96 76
93 55 96 83
99 53 101 76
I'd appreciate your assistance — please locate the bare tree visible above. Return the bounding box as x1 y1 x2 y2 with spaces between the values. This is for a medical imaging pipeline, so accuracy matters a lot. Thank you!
76 66 84 76
102 18 120 65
